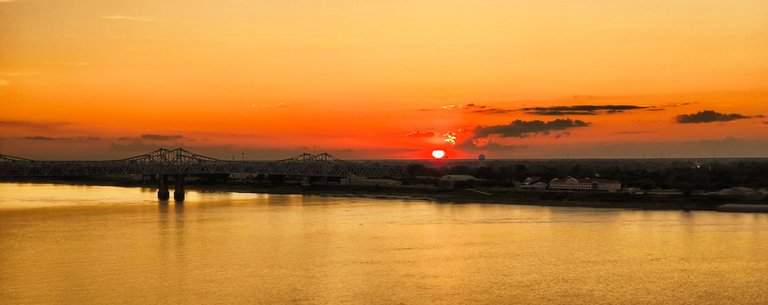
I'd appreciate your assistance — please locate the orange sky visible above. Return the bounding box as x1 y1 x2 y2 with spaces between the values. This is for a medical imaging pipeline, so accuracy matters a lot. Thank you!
1 0 767 160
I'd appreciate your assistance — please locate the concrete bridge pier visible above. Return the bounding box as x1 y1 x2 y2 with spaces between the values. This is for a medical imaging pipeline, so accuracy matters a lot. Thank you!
174 174 185 201
158 175 170 200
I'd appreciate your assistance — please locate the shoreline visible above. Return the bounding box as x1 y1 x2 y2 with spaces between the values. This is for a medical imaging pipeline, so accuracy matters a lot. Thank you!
3 178 767 213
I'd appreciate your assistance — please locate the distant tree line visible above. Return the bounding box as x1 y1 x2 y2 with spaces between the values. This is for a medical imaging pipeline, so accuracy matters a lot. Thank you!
405 159 768 191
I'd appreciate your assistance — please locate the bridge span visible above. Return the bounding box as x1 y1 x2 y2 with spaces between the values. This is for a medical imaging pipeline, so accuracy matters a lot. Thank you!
0 148 407 201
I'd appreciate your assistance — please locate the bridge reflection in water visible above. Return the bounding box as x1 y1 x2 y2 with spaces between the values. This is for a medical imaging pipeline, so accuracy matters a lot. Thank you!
0 148 407 201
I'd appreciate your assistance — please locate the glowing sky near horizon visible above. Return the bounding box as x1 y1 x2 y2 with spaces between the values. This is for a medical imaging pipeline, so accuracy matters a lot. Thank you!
1 0 767 159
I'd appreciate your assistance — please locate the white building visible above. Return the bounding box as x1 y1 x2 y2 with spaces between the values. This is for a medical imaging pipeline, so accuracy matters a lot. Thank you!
549 177 621 192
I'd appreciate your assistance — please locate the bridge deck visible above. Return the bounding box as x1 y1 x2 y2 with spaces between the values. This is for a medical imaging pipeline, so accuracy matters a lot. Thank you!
0 148 406 178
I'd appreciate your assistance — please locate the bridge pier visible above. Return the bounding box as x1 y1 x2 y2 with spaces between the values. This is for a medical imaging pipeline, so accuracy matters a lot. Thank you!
174 174 185 201
158 175 170 200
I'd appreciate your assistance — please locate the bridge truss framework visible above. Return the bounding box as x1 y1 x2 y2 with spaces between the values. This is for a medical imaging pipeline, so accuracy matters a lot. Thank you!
0 148 406 178
1 148 407 200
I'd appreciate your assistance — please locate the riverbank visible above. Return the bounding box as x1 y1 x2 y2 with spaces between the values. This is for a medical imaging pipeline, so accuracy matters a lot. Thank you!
4 177 768 212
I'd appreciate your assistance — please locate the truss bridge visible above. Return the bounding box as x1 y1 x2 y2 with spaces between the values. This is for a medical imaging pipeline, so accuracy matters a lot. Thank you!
0 148 406 201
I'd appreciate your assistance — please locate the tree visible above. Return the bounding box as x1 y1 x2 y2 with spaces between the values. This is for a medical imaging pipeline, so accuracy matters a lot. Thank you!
406 164 428 177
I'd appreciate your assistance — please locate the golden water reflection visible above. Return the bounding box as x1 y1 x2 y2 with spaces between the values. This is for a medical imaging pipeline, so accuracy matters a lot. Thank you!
1 183 767 304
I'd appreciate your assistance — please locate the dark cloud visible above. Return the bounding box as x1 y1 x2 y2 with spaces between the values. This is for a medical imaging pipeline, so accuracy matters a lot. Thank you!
24 136 71 141
522 105 648 116
109 134 188 154
474 119 590 138
457 138 526 152
19 136 101 142
475 142 525 151
408 131 436 138
465 103 485 109
645 102 696 112
140 134 185 141
416 103 516 115
454 136 526 151
675 110 755 124
421 102 686 116
472 108 514 114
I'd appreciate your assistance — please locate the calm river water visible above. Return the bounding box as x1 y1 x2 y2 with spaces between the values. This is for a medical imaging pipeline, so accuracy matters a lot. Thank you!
1 183 767 305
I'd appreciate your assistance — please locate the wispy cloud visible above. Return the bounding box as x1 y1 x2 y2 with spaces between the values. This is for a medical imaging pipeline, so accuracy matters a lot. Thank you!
420 103 650 116
472 108 514 114
140 134 185 141
441 103 486 110
419 103 487 112
19 136 99 141
661 102 696 108
24 136 71 141
419 103 517 114
100 15 153 22
110 134 188 153
407 131 436 138
443 131 457 145
459 137 525 151
0 120 70 130
522 105 649 116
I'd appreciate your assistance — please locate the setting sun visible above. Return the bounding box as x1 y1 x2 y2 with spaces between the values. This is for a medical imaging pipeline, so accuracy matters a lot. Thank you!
2 1 768 304
1 0 766 160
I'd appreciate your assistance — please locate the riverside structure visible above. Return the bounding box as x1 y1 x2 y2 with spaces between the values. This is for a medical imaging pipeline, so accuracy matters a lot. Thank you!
0 148 407 201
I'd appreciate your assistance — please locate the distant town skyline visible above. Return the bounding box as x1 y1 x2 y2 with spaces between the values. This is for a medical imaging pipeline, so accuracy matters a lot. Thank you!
1 0 767 160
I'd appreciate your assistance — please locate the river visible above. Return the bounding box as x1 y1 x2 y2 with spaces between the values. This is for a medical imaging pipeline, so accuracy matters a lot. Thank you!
1 183 767 304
